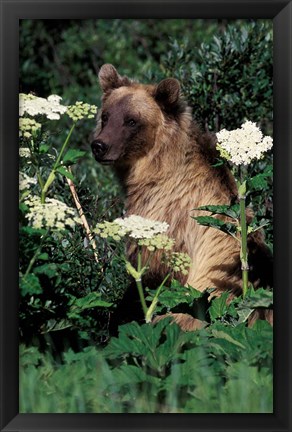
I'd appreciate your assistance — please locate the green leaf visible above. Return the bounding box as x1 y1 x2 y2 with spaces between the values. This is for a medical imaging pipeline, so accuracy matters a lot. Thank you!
212 158 225 167
238 288 273 310
237 307 254 324
193 204 240 219
146 279 203 312
33 263 58 278
69 292 112 317
211 329 246 349
111 364 160 387
62 149 86 166
56 166 75 181
104 319 188 371
20 273 42 296
193 215 237 236
165 346 214 388
208 292 230 321
39 144 50 154
42 319 73 333
247 166 272 192
38 253 49 261
20 226 47 237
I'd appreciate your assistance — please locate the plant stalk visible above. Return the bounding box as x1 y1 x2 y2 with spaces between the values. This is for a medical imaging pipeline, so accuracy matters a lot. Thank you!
41 122 76 203
239 181 249 297
135 277 148 317
24 231 49 278
145 273 170 323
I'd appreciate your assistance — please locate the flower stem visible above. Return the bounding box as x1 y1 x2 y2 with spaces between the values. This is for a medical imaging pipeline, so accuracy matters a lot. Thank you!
29 138 44 190
145 273 170 323
53 122 76 171
24 231 49 277
133 248 148 316
40 122 76 203
135 277 148 317
239 181 249 297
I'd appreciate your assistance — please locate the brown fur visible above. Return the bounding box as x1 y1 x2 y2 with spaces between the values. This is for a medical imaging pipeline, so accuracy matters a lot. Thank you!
92 64 273 329
153 313 208 331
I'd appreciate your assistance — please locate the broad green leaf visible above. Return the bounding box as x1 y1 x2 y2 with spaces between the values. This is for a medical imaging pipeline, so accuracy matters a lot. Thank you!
172 279 204 299
236 288 273 323
56 166 75 181
69 292 112 316
248 174 268 190
237 307 254 324
33 263 58 278
38 252 49 261
19 202 29 213
240 287 273 309
165 347 214 388
62 149 86 166
42 319 73 333
20 226 47 237
111 364 160 387
192 215 237 236
193 204 240 219
104 319 188 371
39 144 50 154
146 279 203 312
247 165 272 192
208 292 230 321
20 273 42 296
211 158 225 167
211 329 246 349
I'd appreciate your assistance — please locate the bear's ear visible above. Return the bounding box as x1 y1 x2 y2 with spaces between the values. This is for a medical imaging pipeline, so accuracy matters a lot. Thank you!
98 64 131 93
154 78 181 112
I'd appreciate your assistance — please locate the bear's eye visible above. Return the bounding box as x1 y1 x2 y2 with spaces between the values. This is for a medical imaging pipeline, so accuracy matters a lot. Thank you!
127 119 137 127
101 113 108 124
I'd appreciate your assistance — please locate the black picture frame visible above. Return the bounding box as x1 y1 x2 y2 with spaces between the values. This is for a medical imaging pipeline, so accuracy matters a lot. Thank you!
1 1 291 431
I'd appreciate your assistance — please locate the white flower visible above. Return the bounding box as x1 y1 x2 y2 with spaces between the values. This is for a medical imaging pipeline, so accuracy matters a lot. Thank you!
19 147 31 159
19 93 67 120
23 195 82 230
19 117 42 138
19 172 37 191
138 234 175 251
94 215 169 241
66 101 98 122
114 215 169 239
94 220 128 240
216 121 273 166
47 95 62 104
166 252 191 275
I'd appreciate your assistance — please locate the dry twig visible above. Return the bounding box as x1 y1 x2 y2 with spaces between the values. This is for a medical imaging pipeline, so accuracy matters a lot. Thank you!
66 168 99 264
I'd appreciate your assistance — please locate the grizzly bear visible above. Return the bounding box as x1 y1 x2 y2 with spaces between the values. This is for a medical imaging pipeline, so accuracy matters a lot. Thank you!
91 64 272 328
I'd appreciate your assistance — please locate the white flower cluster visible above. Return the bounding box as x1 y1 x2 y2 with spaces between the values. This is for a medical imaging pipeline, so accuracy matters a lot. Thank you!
19 94 67 120
94 220 128 241
19 147 31 158
166 252 192 276
19 172 37 191
24 195 81 230
19 118 42 138
114 215 169 239
216 121 273 165
66 101 98 122
138 234 175 251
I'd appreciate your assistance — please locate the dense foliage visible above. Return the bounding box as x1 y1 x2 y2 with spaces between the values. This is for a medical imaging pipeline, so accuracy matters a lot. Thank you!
19 19 273 413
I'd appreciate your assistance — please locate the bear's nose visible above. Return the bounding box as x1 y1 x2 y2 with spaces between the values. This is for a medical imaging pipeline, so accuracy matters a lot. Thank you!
91 140 109 158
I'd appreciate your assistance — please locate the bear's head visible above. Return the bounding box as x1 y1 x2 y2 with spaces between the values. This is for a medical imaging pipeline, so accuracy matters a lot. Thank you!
91 64 185 166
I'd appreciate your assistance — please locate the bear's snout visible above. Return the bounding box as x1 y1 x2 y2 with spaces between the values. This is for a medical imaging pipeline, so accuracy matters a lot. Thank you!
91 140 110 162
